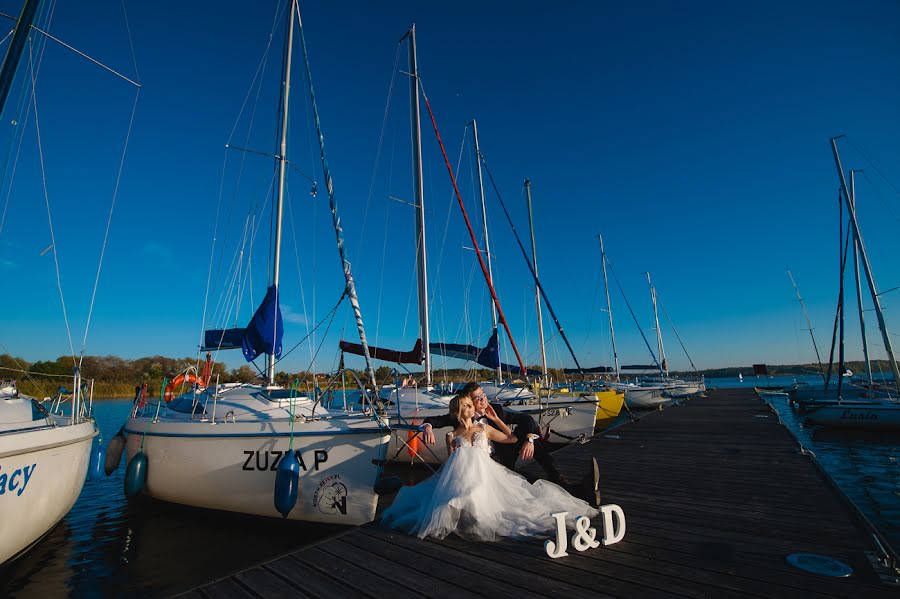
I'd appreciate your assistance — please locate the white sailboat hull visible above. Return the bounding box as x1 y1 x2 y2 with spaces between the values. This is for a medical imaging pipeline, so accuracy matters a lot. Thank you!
385 386 598 465
124 416 390 526
480 384 599 444
624 386 675 408
0 419 96 564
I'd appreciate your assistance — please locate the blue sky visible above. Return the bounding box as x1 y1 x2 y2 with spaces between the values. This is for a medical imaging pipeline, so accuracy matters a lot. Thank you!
1 0 900 375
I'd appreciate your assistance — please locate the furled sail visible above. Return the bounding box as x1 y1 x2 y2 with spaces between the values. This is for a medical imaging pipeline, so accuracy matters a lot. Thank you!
339 338 424 365
242 285 284 362
430 329 531 376
563 366 614 374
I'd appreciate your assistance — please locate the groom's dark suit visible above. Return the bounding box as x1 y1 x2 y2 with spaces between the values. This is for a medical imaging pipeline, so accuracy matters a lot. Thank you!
422 402 563 484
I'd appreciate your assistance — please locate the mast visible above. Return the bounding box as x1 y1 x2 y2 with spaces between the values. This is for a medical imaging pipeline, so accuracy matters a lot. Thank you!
646 272 667 377
0 0 41 116
599 235 620 381
787 269 826 384
524 179 548 386
406 25 431 387
850 170 874 389
267 0 295 385
471 119 501 383
831 136 900 394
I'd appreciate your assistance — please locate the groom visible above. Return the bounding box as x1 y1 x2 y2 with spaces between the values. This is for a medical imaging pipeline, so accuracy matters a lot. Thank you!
421 382 599 507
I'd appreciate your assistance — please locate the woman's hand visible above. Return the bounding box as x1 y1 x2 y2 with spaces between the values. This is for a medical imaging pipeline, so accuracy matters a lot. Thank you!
484 404 512 436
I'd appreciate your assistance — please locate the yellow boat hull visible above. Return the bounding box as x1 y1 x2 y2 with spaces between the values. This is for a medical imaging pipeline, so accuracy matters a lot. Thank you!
593 390 625 429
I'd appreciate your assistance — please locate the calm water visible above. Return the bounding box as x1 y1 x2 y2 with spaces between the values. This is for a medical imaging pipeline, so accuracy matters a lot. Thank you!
2 382 898 596
0 399 344 598
708 375 900 552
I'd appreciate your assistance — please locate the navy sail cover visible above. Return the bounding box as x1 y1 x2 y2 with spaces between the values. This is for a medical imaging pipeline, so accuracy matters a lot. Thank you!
430 329 532 376
202 328 245 351
241 284 284 362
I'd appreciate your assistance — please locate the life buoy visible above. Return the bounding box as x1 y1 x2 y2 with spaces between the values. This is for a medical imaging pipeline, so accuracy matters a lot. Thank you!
164 373 205 403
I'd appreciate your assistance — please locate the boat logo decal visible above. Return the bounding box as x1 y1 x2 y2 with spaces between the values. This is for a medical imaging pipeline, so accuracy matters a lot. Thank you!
313 474 347 515
241 449 329 472
0 463 36 497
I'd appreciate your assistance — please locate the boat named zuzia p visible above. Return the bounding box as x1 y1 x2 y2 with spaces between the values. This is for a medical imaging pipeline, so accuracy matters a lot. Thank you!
1 382 97 564
115 0 392 524
124 384 389 524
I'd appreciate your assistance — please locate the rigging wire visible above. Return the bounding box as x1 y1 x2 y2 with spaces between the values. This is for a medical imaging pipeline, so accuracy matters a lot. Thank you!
0 0 58 241
27 41 75 365
656 295 699 376
285 186 315 366
79 86 141 365
354 43 402 263
604 255 660 368
200 2 283 354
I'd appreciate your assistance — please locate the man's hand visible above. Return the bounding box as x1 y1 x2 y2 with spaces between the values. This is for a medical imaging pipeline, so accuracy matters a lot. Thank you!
519 440 535 461
422 423 436 445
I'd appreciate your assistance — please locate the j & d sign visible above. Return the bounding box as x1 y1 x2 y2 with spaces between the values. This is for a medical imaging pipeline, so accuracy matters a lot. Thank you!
544 504 626 559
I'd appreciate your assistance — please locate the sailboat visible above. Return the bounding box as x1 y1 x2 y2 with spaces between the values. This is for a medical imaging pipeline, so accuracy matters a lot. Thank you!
433 143 607 443
799 138 900 430
119 0 390 524
619 273 703 408
1 2 108 564
341 31 598 463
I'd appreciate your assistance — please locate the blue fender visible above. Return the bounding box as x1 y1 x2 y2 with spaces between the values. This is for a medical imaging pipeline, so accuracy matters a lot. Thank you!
274 450 300 517
124 451 148 498
87 436 105 481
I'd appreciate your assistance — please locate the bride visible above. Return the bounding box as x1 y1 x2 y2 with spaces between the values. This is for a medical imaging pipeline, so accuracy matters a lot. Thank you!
381 394 599 541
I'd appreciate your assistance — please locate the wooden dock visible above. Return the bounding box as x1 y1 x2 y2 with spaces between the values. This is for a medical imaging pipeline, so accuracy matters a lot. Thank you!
181 389 899 598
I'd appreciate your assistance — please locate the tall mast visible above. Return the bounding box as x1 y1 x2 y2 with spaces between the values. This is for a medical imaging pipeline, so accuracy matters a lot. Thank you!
0 0 41 116
599 235 619 381
787 269 826 384
267 0 295 385
406 24 431 387
525 179 548 387
646 272 667 377
831 136 900 394
471 119 501 383
850 170 874 389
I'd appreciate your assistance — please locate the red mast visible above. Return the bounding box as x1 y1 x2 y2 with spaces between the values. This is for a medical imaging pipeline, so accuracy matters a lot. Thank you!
419 85 528 375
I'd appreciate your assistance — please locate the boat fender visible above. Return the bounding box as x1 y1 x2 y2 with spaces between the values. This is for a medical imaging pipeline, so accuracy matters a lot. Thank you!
274 450 300 517
406 429 420 458
104 427 127 476
124 451 148 498
88 437 105 481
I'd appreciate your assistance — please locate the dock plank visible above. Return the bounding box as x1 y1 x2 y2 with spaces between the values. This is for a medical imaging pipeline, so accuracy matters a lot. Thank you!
184 389 898 598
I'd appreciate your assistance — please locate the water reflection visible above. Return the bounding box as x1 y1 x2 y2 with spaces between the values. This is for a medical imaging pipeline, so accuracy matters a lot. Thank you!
0 400 342 598
747 381 900 551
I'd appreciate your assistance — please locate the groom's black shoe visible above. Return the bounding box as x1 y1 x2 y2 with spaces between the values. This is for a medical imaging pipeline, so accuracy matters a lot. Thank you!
579 457 600 508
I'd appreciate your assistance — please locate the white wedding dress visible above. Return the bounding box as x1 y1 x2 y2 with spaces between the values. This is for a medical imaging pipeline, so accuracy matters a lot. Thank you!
381 425 599 541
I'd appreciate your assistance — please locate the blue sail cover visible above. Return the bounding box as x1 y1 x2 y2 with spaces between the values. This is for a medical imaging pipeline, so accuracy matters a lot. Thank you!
242 285 284 362
202 328 246 351
430 329 534 376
